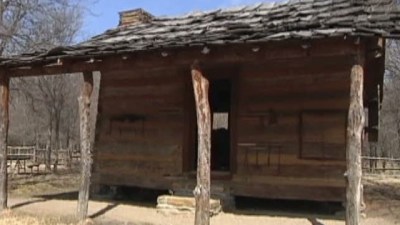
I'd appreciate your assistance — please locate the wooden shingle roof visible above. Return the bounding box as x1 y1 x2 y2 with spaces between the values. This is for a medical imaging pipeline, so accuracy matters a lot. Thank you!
1 0 400 66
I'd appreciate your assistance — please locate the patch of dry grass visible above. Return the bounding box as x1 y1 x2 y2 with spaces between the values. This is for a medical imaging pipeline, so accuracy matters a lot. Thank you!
0 210 94 225
10 173 79 198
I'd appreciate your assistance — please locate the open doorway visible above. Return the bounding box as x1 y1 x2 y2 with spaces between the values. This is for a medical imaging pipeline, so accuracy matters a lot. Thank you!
210 79 231 171
191 78 232 172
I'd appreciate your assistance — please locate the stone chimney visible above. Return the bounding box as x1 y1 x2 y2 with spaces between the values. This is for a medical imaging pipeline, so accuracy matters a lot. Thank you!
119 8 154 26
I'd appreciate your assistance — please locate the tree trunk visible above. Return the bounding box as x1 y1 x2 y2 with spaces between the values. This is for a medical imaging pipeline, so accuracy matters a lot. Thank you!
77 72 94 220
45 124 52 171
346 59 365 225
53 113 61 173
34 129 39 163
191 61 211 225
0 74 9 211
66 125 72 169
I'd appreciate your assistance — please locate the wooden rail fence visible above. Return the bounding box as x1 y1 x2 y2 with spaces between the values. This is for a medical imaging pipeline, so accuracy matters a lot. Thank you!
6 146 80 173
362 156 400 172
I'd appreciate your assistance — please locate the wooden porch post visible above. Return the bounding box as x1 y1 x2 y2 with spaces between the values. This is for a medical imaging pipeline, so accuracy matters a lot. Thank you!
0 74 9 211
77 71 94 220
191 61 211 225
346 47 364 225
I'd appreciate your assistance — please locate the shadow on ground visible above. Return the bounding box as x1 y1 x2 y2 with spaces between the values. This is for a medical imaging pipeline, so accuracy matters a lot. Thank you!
28 187 344 222
34 191 78 200
233 196 344 221
10 198 48 209
89 203 119 219
33 187 166 209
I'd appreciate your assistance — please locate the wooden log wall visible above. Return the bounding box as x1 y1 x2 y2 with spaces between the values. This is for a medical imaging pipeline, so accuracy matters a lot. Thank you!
89 39 380 203
93 67 185 188
233 55 354 201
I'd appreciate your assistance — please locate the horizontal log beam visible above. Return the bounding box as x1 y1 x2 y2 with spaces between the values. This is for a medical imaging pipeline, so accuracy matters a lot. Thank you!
3 38 361 77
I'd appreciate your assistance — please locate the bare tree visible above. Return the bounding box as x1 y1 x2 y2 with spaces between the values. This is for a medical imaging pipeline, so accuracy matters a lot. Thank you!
0 0 91 171
379 40 400 160
0 0 85 55
12 75 81 171
366 1 400 166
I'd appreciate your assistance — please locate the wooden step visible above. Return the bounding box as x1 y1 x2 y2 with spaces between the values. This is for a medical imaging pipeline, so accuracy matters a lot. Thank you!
157 195 221 215
171 181 235 210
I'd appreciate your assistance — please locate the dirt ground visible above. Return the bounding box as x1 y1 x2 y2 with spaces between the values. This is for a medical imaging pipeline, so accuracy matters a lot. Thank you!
0 171 398 225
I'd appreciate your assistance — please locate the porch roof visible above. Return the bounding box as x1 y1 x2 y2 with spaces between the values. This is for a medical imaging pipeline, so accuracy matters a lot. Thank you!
1 0 400 67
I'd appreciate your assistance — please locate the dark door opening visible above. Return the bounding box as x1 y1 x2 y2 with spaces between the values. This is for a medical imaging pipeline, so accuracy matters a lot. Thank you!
192 78 231 172
210 79 231 171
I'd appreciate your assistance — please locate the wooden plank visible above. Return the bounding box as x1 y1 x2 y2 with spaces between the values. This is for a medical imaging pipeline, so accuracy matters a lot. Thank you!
346 51 365 225
101 103 183 115
96 152 180 162
238 164 345 178
93 172 172 190
102 74 183 88
232 175 346 188
77 71 94 220
242 97 349 112
239 63 351 111
241 74 350 90
0 74 9 210
240 56 352 79
231 182 345 202
100 67 183 80
101 97 184 110
191 61 211 225
96 161 180 176
97 133 182 144
96 114 184 143
241 79 350 98
101 81 183 95
95 143 180 155
301 111 346 160
236 153 346 167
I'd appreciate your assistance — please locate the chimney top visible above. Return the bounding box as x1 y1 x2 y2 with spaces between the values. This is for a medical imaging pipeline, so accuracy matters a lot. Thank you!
118 8 154 27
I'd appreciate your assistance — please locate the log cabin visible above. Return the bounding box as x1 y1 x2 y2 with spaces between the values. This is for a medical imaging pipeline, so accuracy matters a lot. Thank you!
0 0 400 216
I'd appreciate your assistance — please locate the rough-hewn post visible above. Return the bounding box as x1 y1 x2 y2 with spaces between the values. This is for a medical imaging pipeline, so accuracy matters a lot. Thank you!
0 74 9 210
346 51 364 225
77 71 94 220
191 61 211 225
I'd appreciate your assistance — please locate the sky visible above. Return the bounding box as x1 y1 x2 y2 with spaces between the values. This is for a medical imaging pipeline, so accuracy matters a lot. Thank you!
83 0 278 38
